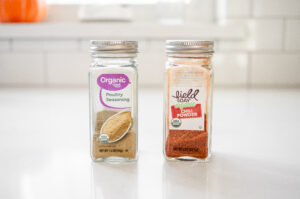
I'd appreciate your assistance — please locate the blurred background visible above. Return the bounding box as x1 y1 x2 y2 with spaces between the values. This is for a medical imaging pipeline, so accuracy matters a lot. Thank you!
0 0 299 88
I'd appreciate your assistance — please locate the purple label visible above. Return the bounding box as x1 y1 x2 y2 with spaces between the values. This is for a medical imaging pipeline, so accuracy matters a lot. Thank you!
97 74 130 91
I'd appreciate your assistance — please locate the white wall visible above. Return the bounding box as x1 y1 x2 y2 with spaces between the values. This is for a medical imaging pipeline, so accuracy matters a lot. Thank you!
0 0 300 88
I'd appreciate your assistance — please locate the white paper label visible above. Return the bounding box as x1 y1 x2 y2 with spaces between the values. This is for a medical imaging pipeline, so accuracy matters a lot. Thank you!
97 73 133 109
169 86 206 130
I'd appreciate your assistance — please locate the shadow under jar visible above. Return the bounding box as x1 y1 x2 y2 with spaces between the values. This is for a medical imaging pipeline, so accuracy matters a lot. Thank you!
164 40 214 162
89 41 138 162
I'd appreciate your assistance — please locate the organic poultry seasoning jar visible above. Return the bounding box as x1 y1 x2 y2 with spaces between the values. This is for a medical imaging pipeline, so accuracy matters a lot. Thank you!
89 40 138 162
164 40 214 162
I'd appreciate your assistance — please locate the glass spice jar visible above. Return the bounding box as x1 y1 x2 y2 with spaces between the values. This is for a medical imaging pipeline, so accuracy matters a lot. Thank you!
163 40 214 162
89 40 138 162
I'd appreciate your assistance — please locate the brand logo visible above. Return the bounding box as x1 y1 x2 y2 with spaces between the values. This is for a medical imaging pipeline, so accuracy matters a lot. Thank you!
97 74 130 91
172 89 199 103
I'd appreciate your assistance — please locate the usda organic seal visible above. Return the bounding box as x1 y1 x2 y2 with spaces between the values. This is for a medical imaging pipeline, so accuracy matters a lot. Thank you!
171 118 181 128
99 134 109 143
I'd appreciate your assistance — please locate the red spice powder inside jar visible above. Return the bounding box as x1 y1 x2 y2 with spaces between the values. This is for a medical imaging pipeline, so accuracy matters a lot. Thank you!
165 115 208 159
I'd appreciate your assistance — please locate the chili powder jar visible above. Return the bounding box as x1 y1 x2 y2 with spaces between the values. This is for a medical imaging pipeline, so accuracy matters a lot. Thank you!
163 40 214 162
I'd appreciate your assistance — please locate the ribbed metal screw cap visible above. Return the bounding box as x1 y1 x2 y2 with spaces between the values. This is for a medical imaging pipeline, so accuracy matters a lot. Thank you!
166 40 214 54
90 40 138 53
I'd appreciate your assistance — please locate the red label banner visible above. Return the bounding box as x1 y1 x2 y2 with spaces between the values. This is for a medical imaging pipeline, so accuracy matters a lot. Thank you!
171 104 202 119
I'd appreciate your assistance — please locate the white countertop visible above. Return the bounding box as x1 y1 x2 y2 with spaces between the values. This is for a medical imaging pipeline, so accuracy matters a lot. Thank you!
0 88 299 199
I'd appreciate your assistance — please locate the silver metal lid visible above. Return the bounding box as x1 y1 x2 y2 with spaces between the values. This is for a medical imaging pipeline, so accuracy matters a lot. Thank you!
90 40 138 54
166 40 214 54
